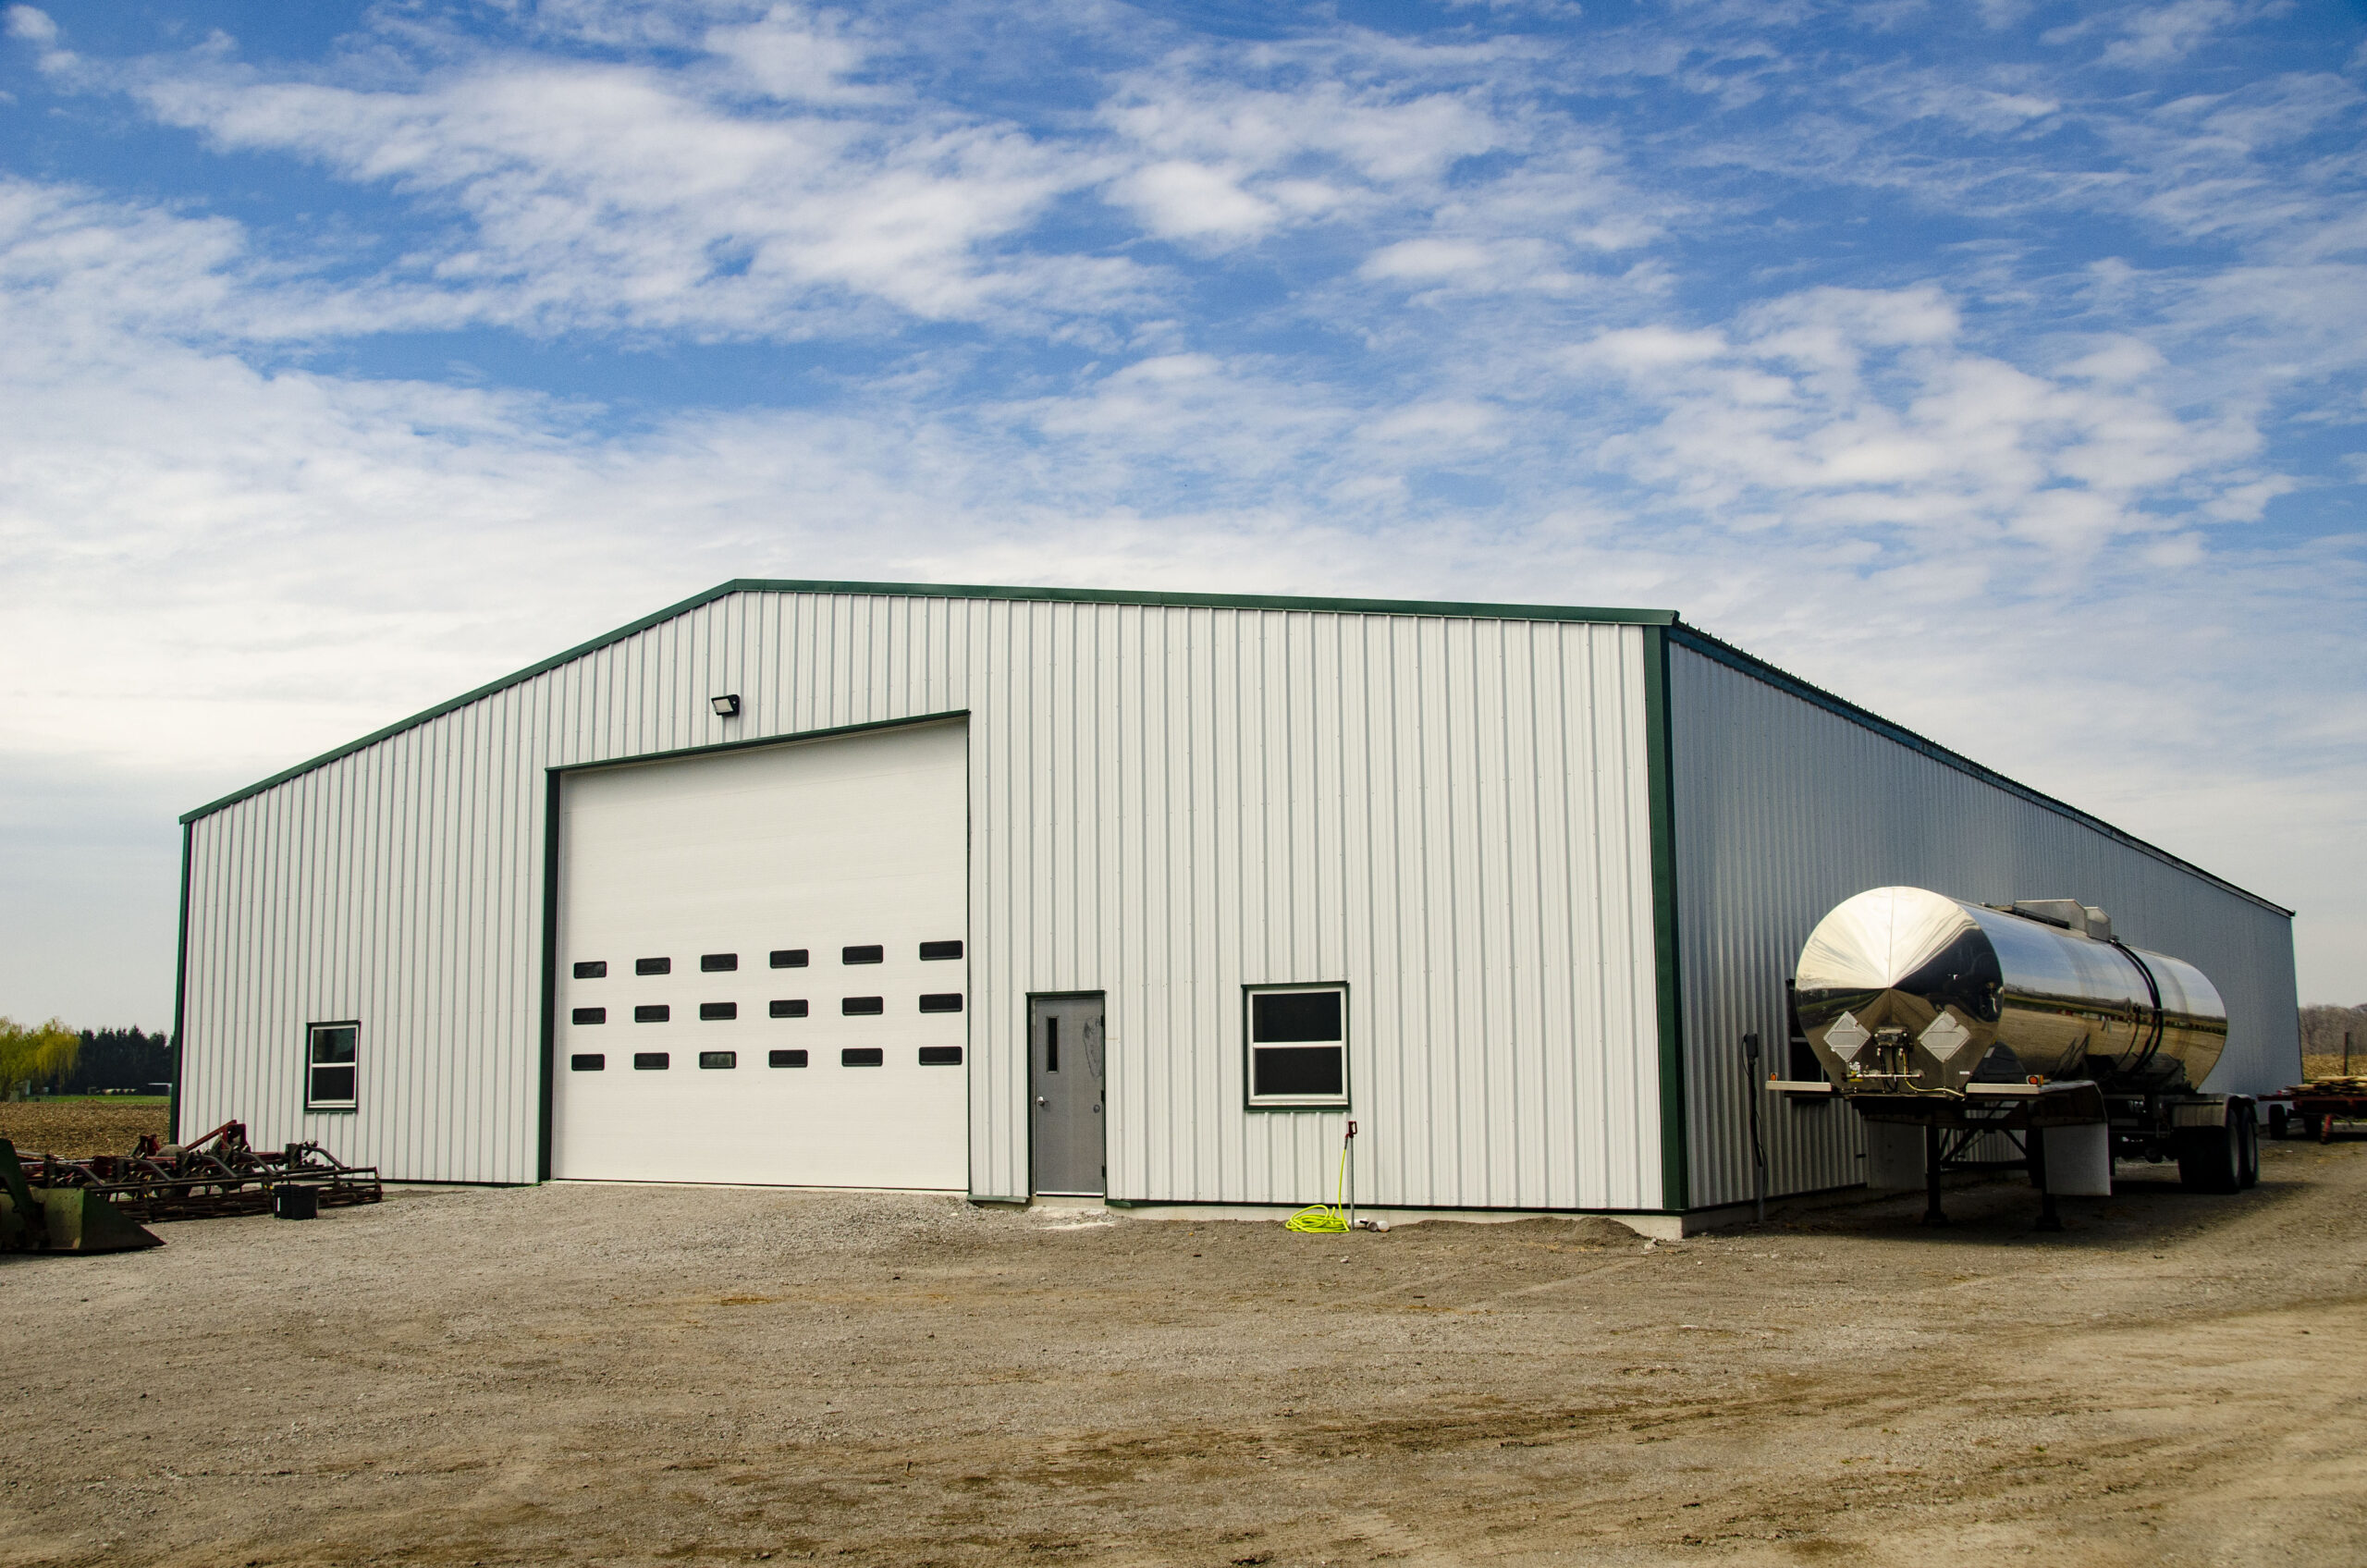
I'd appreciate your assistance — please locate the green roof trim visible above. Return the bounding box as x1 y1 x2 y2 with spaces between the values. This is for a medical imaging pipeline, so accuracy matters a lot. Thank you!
1666 625 2294 920
168 575 2298 926
180 579 1679 823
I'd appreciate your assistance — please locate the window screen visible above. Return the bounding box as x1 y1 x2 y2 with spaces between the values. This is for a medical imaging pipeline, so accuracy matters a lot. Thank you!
1252 990 1341 1042
770 949 808 969
700 953 739 973
1245 986 1348 1107
919 940 963 961
699 1050 737 1070
769 998 809 1019
918 993 963 1013
633 1004 670 1023
1253 1047 1343 1098
699 1001 738 1021
768 1048 807 1068
305 1023 358 1109
571 1007 607 1025
841 996 884 1016
918 1045 964 1066
840 1047 885 1067
572 961 607 979
570 1053 605 1072
632 1051 669 1071
635 957 671 975
841 944 884 965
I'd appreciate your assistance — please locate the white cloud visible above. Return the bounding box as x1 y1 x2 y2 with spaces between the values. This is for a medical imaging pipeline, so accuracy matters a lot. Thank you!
1110 160 1280 240
1576 284 2267 551
1364 398 1502 447
1093 47 1531 251
5 6 55 44
106 36 1132 337
701 6 874 103
2096 1 2248 67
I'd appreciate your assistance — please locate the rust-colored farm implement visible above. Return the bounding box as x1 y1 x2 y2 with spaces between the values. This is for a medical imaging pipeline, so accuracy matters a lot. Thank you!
0 1121 382 1256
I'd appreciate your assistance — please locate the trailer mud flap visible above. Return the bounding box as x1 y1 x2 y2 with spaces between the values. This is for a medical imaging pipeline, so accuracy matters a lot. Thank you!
2032 1123 2111 1196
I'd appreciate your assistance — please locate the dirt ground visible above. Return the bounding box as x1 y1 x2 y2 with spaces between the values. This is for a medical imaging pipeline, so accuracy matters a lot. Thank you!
3 1139 2362 1568
0 1099 170 1158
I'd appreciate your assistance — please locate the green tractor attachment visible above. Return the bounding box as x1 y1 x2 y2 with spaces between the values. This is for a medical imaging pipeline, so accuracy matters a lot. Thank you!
0 1137 164 1255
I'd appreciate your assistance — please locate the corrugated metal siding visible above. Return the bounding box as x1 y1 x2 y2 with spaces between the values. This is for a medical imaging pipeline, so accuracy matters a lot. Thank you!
1668 643 2302 1210
183 594 1668 1207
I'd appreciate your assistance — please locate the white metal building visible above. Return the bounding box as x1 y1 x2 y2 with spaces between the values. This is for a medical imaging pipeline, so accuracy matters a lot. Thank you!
173 581 2300 1219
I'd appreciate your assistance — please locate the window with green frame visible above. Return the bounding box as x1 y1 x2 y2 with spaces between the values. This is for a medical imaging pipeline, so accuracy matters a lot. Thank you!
305 1022 358 1110
1245 985 1348 1107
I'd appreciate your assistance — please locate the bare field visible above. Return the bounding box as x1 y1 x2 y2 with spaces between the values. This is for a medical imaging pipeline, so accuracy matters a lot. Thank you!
3 1140 2363 1568
0 1100 170 1158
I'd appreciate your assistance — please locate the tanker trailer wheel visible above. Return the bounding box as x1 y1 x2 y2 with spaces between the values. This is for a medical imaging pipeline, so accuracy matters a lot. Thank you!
2177 1109 2241 1194
2235 1100 2260 1190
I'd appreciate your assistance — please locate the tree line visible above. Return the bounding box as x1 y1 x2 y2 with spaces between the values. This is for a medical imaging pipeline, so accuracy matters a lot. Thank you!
2300 1004 2367 1066
0 1019 175 1098
5 1008 2364 1098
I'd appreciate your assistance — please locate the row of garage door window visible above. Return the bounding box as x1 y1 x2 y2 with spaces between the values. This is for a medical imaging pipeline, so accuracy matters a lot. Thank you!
571 995 962 1023
300 1021 966 1111
570 1047 962 1070
571 941 961 979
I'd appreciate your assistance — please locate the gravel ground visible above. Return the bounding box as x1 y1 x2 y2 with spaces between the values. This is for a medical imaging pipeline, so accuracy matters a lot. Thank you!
0 1101 170 1159
3 1136 2362 1567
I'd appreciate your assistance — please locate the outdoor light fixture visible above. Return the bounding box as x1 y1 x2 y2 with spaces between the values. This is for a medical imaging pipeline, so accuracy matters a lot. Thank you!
711 693 742 717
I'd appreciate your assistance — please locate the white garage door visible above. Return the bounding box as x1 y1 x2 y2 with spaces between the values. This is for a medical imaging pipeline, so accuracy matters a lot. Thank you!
551 719 969 1189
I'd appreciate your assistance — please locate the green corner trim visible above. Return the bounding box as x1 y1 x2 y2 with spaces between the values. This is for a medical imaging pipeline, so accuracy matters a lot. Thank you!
1642 625 1690 1214
168 819 191 1146
534 769 562 1182
180 580 1677 825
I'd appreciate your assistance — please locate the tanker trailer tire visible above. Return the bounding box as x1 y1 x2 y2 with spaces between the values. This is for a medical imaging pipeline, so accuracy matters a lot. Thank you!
2177 1111 2241 1194
2235 1101 2260 1190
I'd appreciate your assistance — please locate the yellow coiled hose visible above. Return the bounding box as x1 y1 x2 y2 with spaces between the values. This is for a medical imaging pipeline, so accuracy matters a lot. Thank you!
1285 1134 1353 1233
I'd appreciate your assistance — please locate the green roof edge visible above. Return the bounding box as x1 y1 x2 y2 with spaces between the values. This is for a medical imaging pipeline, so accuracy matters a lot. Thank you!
180 579 1679 823
1666 624 2294 920
172 575 2297 924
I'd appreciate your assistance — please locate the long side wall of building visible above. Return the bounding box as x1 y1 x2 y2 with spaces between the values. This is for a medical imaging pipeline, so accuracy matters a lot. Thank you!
1668 643 2301 1210
182 592 1671 1208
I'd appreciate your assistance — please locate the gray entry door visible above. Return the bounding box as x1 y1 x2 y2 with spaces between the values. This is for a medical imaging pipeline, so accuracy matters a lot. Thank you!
1030 995 1106 1196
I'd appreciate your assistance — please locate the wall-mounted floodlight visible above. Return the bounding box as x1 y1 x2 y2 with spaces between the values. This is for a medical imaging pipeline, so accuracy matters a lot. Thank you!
711 693 742 717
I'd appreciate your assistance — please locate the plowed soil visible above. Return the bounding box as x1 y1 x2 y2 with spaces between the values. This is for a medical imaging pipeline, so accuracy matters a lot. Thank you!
3 1137 2362 1567
0 1100 169 1158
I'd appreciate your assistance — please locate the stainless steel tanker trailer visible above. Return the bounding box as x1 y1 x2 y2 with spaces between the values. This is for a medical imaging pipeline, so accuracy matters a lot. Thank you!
1767 886 2255 1229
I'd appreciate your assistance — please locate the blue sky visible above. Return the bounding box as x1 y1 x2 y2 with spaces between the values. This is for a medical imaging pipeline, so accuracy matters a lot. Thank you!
3 0 2361 1024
